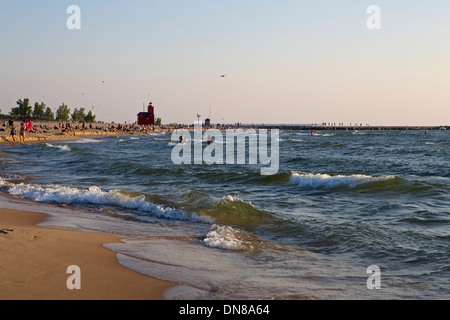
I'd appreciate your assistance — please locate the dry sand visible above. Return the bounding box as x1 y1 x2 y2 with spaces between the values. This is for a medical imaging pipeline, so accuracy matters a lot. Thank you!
0 208 176 300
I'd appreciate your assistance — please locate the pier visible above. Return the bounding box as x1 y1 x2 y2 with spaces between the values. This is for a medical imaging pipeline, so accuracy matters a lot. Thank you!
237 124 448 131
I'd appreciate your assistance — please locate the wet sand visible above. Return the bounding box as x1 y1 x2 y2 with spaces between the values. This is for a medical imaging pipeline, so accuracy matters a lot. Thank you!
0 121 178 300
0 207 176 300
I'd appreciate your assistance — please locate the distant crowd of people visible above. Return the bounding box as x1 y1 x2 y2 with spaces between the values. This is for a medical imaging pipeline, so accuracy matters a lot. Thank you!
1 119 163 143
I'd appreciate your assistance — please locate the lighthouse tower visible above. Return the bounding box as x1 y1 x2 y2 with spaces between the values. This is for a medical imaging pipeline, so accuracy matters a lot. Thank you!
137 101 155 125
147 102 155 122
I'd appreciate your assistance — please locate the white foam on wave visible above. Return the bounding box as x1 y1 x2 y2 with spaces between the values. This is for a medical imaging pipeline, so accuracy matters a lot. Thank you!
67 138 102 144
290 172 396 188
289 139 305 142
0 179 210 223
45 143 71 152
221 194 254 207
203 224 255 251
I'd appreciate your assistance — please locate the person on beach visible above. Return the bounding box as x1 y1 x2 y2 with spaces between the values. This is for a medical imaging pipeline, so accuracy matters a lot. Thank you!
19 122 25 144
26 120 32 132
10 124 16 142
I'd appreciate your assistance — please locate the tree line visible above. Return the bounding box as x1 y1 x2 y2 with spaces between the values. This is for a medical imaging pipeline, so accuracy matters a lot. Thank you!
2 98 96 123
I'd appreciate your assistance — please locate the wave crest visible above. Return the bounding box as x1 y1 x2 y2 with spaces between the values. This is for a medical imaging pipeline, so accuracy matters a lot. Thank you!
199 195 273 229
289 172 396 189
203 224 261 251
45 143 71 152
0 179 209 223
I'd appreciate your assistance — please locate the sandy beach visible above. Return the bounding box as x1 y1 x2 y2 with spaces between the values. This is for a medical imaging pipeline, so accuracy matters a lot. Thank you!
0 120 165 144
0 120 178 300
0 207 176 300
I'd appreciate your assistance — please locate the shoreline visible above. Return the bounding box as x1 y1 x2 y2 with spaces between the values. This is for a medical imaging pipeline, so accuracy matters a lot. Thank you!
0 120 173 144
0 120 447 145
0 205 177 300
0 131 148 144
0 122 194 300
0 126 157 144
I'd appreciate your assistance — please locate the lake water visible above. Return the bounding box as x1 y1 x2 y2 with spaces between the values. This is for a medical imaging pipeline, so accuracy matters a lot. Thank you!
0 129 448 299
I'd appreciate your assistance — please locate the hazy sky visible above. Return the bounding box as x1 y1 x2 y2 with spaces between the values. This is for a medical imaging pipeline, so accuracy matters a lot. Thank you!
1 0 449 125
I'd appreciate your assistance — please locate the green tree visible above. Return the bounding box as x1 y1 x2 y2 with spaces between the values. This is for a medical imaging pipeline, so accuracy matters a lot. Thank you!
84 110 96 123
56 103 71 122
44 107 55 121
79 108 87 121
33 102 46 120
71 108 79 122
155 117 162 125
71 107 86 122
10 98 33 119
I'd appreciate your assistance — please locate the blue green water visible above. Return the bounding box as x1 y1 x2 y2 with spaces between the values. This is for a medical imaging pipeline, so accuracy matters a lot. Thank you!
0 130 448 299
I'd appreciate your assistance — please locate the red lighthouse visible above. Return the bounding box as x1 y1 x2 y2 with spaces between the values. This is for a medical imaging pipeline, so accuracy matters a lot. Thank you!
137 102 155 125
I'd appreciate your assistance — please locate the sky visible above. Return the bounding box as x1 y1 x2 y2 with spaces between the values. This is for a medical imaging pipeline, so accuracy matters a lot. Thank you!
0 0 449 126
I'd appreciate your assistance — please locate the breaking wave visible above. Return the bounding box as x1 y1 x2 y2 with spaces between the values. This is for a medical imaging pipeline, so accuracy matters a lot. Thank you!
203 224 270 252
199 195 274 229
203 224 262 251
289 172 397 189
66 138 102 144
45 143 71 152
0 178 209 223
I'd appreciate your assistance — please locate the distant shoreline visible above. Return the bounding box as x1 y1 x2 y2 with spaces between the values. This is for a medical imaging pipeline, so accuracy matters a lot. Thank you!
0 120 164 144
0 120 447 144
